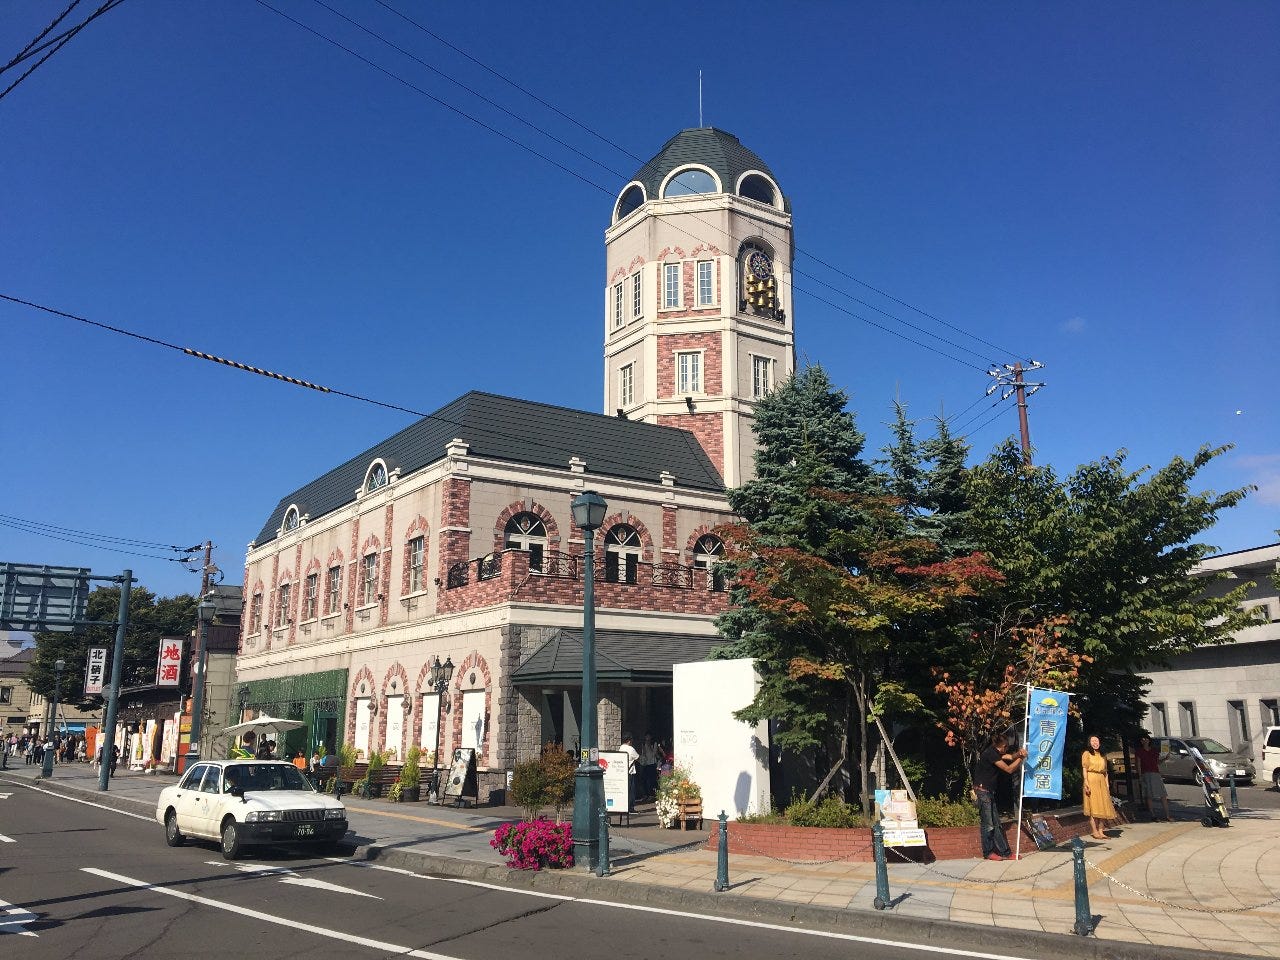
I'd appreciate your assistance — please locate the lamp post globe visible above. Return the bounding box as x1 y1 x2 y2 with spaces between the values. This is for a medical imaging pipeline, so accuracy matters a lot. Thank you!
570 490 607 870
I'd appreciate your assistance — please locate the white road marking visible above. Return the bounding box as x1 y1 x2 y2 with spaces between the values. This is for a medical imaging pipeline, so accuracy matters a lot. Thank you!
81 868 451 958
0 899 38 937
204 860 380 899
0 792 13 799
339 860 1044 960
0 780 153 821
0 834 15 843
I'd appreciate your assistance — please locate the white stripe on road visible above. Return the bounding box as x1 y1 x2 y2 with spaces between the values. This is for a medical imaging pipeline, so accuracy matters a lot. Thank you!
0 834 15 843
0 779 153 822
81 868 454 958
0 899 38 937
339 860 1045 960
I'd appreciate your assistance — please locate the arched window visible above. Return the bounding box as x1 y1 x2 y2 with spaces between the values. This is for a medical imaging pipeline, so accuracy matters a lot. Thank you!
692 535 726 593
615 183 645 221
664 167 718 197
365 462 388 493
504 513 548 572
282 507 300 532
738 173 776 207
604 524 642 584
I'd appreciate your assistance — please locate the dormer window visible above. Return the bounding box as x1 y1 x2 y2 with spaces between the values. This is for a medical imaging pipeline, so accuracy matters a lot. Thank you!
614 183 646 222
663 167 718 197
282 507 300 532
365 462 388 493
738 173 777 207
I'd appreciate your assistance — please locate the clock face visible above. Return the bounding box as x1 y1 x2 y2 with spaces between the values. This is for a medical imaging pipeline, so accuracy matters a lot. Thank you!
748 250 773 280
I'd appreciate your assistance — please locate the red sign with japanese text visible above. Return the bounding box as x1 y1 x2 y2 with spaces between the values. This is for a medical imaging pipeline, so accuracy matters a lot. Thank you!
156 636 183 687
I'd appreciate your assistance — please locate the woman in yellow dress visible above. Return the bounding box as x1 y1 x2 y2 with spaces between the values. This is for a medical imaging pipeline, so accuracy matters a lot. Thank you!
1081 735 1117 839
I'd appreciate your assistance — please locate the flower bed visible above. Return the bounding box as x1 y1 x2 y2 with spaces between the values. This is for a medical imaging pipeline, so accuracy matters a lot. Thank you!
705 809 1130 862
490 818 574 870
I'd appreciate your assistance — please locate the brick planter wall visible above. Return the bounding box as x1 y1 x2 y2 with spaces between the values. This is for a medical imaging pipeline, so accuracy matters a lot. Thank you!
705 809 1131 863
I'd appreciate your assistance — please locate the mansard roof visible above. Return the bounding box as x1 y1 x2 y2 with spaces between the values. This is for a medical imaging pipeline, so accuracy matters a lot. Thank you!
254 391 724 545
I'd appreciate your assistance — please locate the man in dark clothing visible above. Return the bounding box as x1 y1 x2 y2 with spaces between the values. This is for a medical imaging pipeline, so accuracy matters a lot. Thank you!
972 731 1027 861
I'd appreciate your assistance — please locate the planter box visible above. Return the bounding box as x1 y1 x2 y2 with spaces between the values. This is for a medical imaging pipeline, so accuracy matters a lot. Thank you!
400 785 420 803
676 801 703 830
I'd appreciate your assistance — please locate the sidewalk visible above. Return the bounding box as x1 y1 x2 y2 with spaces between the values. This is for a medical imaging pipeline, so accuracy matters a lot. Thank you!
6 761 1278 959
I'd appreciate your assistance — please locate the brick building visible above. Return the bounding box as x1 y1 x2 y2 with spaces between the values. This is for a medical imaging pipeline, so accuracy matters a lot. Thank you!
235 129 796 800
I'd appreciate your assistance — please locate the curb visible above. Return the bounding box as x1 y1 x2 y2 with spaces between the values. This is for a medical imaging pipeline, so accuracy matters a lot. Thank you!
350 842 1236 960
5 772 1256 960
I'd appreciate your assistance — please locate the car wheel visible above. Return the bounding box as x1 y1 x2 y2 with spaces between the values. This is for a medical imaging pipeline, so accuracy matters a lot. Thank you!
164 809 184 847
1193 769 1205 787
1273 769 1280 791
220 819 242 860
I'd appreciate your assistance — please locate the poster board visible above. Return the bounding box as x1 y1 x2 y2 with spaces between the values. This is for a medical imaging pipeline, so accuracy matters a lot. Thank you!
1026 815 1057 850
598 751 630 814
874 789 919 830
443 747 477 802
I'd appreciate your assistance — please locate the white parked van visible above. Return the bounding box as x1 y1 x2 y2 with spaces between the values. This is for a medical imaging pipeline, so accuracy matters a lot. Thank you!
1263 726 1280 790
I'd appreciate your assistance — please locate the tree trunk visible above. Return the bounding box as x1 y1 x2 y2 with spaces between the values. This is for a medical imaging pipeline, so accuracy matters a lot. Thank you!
855 673 871 819
808 685 853 804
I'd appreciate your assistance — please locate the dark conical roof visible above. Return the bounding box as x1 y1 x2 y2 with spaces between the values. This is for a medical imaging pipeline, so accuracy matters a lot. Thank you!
628 128 784 206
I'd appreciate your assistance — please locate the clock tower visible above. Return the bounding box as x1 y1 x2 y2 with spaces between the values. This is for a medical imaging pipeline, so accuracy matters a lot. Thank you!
602 128 796 488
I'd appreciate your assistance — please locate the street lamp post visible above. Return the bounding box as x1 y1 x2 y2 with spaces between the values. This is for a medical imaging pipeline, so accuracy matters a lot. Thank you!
570 490 607 871
186 595 217 767
41 659 66 778
427 655 454 803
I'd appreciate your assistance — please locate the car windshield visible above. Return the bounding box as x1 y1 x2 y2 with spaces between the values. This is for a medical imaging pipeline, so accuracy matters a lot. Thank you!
224 764 313 793
1185 738 1231 754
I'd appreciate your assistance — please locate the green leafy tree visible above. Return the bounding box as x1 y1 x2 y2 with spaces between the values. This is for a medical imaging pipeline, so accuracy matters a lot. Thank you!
27 586 197 706
963 441 1258 736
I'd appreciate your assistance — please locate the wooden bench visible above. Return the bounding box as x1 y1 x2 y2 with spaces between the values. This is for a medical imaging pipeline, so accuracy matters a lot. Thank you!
357 764 402 799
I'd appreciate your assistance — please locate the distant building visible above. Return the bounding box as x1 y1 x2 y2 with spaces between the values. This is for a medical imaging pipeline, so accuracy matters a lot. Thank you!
1142 542 1280 762
235 129 795 800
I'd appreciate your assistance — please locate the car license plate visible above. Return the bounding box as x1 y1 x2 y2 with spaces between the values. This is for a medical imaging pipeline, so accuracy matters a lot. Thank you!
295 823 315 837
1235 769 1247 777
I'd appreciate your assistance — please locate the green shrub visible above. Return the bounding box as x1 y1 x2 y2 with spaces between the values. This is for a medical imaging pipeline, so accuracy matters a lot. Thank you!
368 750 387 773
915 794 980 827
400 746 421 788
784 795 866 829
511 759 548 819
538 745 576 817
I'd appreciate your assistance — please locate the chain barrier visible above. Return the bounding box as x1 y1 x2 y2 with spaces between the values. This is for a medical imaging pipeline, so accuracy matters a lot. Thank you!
1082 856 1280 915
884 843 1070 884
725 831 874 865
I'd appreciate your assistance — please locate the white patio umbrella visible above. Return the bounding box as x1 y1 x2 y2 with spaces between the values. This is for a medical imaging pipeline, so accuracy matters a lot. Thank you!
221 714 307 737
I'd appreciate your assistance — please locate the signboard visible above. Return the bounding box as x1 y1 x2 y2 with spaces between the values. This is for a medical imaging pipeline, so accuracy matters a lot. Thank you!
882 828 927 847
155 637 183 687
443 747 477 801
875 789 919 830
1022 687 1072 799
598 750 630 813
0 563 92 632
85 647 108 695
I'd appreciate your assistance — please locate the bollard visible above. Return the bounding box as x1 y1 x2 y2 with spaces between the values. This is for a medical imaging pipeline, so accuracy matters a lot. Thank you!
1071 836 1092 936
714 811 729 892
596 807 611 877
1228 771 1239 812
871 821 891 910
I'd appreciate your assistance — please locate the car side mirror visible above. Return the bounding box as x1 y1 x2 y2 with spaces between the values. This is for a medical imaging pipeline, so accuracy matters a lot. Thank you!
1176 749 1188 755
230 785 244 798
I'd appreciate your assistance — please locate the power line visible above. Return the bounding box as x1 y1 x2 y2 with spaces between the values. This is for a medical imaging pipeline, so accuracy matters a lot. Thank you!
4 0 82 70
366 0 1023 362
0 0 127 103
255 0 994 376
0 513 200 553
0 517 197 564
958 396 1017 443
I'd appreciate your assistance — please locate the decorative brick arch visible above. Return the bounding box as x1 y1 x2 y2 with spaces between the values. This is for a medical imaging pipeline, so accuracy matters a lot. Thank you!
449 651 494 767
688 243 722 257
346 666 376 753
304 557 322 577
360 534 382 555
326 547 344 567
684 525 725 564
378 662 410 760
492 499 562 552
657 245 687 261
601 512 655 562
276 566 295 587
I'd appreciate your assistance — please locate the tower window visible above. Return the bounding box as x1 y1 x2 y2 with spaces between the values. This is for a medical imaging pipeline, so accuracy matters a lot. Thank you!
619 363 634 407
631 271 642 318
697 261 714 306
282 507 300 532
664 167 718 197
613 282 624 328
407 536 425 593
677 351 702 395
752 356 773 398
615 183 645 221
365 462 388 492
738 173 776 207
663 263 681 308
692 534 726 592
504 513 548 572
604 524 642 584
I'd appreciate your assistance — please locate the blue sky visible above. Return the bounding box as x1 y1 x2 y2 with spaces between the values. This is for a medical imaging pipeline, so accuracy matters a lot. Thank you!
3 0 1277 602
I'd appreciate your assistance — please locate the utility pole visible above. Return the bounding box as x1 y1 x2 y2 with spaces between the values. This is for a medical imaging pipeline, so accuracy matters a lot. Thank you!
200 540 213 596
987 361 1045 464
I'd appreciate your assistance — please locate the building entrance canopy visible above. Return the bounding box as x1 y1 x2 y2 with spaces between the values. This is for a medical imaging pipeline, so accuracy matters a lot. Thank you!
512 628 721 686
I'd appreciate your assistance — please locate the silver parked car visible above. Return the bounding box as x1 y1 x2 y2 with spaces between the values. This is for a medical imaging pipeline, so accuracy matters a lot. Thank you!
1154 736 1255 785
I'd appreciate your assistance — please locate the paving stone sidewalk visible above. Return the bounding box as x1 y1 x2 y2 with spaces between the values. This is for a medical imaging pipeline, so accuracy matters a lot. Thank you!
6 761 1278 958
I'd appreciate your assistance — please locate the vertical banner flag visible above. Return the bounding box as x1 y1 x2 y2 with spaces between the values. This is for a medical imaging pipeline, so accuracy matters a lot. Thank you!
156 637 183 687
1023 687 1071 799
85 647 108 694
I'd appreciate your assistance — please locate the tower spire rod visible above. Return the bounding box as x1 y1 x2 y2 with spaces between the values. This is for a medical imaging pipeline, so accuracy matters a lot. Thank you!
699 70 703 127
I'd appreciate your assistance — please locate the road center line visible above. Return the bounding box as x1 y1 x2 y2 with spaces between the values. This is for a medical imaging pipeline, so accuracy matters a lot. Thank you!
0 779 153 822
80 868 453 958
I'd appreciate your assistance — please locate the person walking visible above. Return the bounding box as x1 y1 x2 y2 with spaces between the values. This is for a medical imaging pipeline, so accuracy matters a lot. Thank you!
1135 734 1172 822
619 734 640 813
972 730 1026 861
24 737 35 765
638 733 659 801
1082 734 1117 839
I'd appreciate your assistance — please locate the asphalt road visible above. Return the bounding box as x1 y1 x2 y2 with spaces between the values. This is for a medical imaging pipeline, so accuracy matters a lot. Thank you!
2 781 1052 960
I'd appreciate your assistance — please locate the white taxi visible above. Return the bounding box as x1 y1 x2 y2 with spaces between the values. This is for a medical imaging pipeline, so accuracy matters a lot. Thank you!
156 759 348 859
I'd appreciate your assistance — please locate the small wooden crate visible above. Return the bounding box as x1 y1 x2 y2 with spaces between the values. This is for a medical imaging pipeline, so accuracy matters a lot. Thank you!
677 800 703 830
